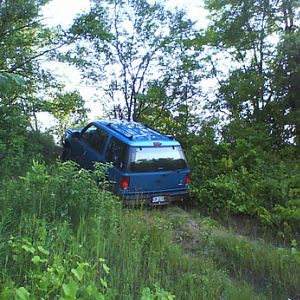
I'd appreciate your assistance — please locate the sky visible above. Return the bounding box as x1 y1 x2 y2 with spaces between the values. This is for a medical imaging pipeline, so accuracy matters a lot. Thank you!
42 0 91 28
42 0 208 29
39 0 210 130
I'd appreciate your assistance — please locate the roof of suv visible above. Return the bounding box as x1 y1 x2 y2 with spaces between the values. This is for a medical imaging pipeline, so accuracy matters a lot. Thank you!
94 120 180 146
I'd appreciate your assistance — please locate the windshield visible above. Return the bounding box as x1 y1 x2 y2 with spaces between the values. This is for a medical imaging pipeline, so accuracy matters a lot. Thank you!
130 146 187 172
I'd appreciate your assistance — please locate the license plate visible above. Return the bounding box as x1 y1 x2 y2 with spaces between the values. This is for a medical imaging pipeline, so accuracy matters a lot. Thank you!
152 196 165 203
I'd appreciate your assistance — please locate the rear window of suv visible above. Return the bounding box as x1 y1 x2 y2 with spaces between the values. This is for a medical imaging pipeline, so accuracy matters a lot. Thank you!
129 146 187 172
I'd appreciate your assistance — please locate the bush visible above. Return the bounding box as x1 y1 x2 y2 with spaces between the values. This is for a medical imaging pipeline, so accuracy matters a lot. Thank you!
0 161 119 236
186 124 300 237
0 161 260 299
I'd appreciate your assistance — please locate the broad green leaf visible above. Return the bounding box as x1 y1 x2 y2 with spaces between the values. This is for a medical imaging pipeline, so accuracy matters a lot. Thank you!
15 287 30 300
62 278 78 299
102 263 110 274
100 278 107 289
21 245 35 254
71 267 84 282
37 245 49 256
31 255 41 265
31 255 48 265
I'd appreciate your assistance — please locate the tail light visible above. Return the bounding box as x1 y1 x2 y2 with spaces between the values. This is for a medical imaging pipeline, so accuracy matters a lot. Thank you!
121 176 130 189
185 174 191 185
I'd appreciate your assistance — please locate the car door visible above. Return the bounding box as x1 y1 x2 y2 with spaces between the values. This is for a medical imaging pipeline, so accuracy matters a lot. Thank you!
105 137 128 191
68 131 87 166
80 125 109 169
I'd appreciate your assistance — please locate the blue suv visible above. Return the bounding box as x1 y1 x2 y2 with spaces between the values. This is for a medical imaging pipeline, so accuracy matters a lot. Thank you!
62 120 190 206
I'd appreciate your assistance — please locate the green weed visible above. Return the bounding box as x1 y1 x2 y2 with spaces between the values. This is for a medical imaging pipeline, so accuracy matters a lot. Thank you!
1 161 297 299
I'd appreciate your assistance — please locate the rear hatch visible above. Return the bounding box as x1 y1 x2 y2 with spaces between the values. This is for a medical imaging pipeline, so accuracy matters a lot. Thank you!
123 145 189 193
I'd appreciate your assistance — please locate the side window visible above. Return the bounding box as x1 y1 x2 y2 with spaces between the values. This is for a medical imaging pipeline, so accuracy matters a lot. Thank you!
82 125 108 154
91 128 109 153
106 137 127 169
82 126 96 144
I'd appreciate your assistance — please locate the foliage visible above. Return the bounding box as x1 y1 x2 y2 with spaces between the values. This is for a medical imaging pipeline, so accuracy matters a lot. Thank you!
204 0 300 147
0 0 85 159
0 161 264 299
0 105 28 177
0 72 25 95
187 121 300 239
0 161 115 231
213 230 300 299
141 284 175 300
2 235 112 300
1 0 300 298
0 104 60 178
65 0 202 123
136 80 201 139
44 90 88 141
0 0 59 110
271 29 300 149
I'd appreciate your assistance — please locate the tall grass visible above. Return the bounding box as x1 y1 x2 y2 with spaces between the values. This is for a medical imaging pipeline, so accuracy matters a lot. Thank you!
147 208 300 299
0 161 291 299
212 231 300 299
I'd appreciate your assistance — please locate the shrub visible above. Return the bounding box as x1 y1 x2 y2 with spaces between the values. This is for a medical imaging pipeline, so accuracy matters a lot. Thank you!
0 161 119 236
186 125 300 237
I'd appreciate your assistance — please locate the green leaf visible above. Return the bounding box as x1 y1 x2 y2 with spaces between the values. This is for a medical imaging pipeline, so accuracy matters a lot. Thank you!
102 263 110 274
100 278 107 289
15 287 30 300
71 267 84 282
37 245 49 256
22 245 35 254
31 255 48 265
31 255 41 265
141 287 155 300
62 278 79 299
0 72 25 93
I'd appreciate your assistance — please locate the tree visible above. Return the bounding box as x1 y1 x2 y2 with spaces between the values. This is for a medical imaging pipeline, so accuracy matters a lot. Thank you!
0 0 59 105
45 90 88 141
65 0 203 124
204 0 300 147
0 0 54 130
0 0 88 174
0 0 90 132
271 0 300 149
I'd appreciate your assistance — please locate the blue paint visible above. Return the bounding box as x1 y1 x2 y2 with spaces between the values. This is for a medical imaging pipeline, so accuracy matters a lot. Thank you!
62 120 190 206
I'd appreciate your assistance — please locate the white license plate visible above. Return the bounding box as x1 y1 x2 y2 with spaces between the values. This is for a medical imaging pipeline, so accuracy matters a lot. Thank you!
152 196 165 203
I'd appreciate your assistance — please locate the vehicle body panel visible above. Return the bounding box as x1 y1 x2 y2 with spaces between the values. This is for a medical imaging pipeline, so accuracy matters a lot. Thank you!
63 120 190 205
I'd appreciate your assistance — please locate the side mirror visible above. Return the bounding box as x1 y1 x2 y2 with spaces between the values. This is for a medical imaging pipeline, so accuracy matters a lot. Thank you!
72 132 81 139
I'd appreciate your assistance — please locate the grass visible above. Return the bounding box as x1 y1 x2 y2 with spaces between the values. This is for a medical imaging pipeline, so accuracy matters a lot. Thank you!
0 162 299 299
151 206 300 299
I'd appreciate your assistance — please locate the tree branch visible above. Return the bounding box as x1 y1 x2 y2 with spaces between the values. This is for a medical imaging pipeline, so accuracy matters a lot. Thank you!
0 18 47 39
8 45 64 73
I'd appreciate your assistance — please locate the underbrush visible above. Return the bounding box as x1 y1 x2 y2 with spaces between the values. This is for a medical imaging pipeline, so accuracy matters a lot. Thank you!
187 137 300 241
152 207 300 299
0 161 262 299
211 228 300 299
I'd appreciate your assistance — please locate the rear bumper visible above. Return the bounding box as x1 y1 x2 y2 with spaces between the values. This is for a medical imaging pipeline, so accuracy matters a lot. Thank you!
120 190 189 206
